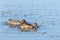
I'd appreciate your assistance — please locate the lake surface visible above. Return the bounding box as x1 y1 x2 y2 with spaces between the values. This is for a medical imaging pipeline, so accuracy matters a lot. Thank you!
0 0 60 40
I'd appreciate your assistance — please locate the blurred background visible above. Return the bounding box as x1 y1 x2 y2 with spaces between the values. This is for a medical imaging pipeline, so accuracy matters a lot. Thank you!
0 0 60 40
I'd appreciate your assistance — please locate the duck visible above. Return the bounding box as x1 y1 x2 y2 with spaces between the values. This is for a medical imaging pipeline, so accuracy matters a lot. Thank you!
19 22 38 32
8 19 21 28
8 19 38 32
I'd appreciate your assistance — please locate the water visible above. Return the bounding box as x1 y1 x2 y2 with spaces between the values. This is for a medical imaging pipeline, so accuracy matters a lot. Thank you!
0 0 60 40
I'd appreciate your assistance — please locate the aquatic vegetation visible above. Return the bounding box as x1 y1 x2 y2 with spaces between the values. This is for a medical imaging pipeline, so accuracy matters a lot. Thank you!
41 32 47 35
7 11 11 15
14 13 19 17
1 11 5 16
50 35 54 38
50 21 56 25
2 12 4 16
24 14 27 17
50 35 60 38
1 11 12 16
